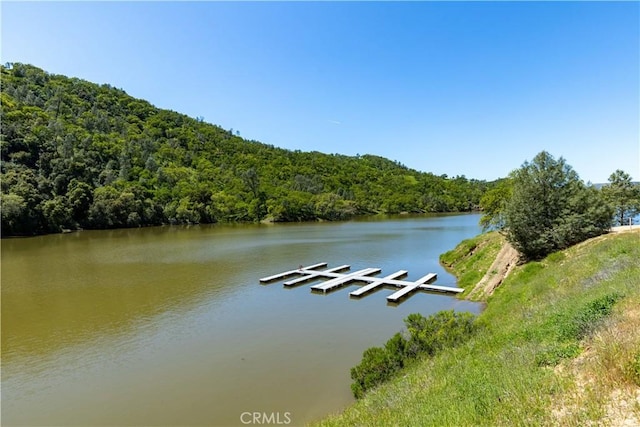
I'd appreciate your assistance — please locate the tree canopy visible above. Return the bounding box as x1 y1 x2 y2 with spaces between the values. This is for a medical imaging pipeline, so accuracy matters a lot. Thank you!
478 177 512 230
500 151 612 260
601 169 640 226
1 63 493 236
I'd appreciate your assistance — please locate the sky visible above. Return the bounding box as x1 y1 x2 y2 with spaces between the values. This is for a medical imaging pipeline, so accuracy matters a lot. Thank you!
2 1 639 183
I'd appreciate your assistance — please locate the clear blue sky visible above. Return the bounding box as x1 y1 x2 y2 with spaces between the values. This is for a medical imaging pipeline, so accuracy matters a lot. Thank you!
2 1 639 183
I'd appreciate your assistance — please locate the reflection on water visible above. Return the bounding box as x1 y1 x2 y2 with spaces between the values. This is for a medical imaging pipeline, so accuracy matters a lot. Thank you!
2 214 482 426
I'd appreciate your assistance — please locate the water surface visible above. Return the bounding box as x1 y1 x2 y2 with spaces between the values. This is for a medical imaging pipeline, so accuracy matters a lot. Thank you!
2 213 482 426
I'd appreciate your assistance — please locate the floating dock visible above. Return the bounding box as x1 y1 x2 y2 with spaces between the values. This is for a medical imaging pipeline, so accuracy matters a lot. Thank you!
259 263 463 304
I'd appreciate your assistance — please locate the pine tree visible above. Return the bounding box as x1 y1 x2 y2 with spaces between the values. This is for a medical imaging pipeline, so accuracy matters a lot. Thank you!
504 151 612 260
602 170 640 226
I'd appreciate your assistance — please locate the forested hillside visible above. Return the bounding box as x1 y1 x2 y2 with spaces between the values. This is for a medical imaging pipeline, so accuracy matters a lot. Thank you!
1 63 491 236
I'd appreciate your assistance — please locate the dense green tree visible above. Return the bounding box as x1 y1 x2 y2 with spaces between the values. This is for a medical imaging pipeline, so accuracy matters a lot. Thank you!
42 196 73 231
504 151 612 260
1 193 28 234
601 169 640 226
479 178 513 230
66 179 93 223
87 186 144 228
552 185 613 248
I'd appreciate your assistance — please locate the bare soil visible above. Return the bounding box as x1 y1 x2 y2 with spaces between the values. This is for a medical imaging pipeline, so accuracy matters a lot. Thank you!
467 240 518 300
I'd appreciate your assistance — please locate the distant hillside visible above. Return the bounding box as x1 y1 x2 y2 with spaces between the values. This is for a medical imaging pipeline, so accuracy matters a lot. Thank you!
1 63 492 236
593 182 640 189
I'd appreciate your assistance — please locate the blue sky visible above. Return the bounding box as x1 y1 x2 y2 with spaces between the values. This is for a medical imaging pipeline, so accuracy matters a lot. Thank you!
2 1 639 183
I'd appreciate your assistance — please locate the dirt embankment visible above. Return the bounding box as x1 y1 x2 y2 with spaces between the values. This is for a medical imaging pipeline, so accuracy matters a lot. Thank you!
467 241 518 300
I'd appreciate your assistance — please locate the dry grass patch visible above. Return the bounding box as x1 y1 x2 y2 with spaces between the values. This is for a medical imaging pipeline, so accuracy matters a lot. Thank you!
553 297 640 426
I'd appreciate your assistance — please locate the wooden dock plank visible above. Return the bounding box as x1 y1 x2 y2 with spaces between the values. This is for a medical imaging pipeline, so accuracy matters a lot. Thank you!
259 262 327 283
310 268 381 293
350 270 408 297
283 265 351 287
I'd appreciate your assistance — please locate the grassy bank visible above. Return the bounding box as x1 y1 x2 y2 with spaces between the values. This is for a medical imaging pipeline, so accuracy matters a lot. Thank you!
314 231 640 426
439 231 506 295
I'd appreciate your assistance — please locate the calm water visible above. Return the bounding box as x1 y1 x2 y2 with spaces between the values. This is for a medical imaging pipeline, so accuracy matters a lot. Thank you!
2 213 482 426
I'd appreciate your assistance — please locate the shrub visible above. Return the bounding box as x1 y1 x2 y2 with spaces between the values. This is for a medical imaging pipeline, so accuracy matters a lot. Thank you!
558 293 623 341
535 343 581 366
350 310 476 398
350 345 398 399
404 310 476 358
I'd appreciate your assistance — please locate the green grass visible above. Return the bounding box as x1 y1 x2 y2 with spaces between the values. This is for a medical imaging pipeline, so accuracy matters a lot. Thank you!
314 231 640 426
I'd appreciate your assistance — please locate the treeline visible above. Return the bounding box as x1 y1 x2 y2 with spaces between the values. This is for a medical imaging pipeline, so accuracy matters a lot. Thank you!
1 63 492 236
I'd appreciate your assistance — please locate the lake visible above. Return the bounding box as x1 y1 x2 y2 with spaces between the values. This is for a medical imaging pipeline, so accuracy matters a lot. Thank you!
1 213 483 426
